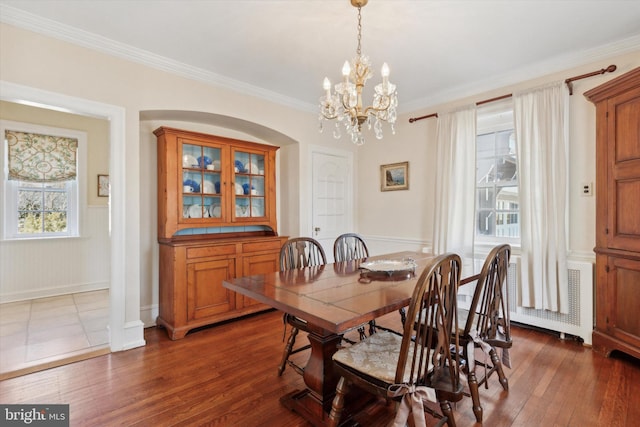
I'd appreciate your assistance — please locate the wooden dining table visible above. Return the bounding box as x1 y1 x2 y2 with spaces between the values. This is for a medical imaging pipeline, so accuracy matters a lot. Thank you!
222 250 481 426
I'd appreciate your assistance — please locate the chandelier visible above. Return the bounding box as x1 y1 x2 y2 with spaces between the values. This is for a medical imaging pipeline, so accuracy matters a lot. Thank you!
318 0 398 145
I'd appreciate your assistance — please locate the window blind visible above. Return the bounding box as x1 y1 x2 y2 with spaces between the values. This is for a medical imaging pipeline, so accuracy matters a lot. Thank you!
6 129 78 182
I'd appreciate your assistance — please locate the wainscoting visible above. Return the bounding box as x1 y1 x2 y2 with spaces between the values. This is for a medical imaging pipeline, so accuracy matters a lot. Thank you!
0 289 109 379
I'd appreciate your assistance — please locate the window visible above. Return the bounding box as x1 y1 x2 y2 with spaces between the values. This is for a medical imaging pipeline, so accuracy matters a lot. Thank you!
1 120 86 240
475 102 519 244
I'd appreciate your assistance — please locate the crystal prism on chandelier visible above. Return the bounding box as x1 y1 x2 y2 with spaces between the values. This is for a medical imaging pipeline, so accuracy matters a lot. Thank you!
318 0 398 145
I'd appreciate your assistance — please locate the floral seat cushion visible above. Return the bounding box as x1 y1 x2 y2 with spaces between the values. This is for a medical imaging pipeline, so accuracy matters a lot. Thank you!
332 330 433 384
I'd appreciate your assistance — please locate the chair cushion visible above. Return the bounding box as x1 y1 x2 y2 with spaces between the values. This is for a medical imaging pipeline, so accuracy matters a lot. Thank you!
332 330 432 384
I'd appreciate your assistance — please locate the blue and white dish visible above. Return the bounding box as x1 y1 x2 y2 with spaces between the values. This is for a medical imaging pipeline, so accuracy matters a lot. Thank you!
203 181 215 194
242 183 255 195
234 160 246 173
198 156 212 169
209 204 221 218
183 154 197 168
183 179 200 193
188 204 202 218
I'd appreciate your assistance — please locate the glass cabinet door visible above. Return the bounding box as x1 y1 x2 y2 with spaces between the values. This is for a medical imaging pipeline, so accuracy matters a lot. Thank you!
233 150 265 218
181 143 223 220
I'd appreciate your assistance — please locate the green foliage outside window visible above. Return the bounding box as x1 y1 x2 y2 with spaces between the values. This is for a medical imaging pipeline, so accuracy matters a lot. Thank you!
16 181 68 234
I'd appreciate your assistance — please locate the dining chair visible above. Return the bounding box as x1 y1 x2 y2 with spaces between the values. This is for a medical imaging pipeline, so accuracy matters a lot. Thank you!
333 233 407 337
277 237 327 376
456 243 512 423
333 233 374 339
327 253 464 427
333 233 369 263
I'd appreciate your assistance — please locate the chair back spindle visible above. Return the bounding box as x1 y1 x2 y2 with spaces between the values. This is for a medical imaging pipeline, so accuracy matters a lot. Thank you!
333 233 369 262
280 237 327 271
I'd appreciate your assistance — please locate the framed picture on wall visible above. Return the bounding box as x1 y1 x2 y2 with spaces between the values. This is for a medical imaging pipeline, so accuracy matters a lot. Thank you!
380 161 409 191
98 174 110 197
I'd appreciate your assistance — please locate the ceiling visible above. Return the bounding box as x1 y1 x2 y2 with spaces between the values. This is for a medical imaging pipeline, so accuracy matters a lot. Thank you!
1 0 639 113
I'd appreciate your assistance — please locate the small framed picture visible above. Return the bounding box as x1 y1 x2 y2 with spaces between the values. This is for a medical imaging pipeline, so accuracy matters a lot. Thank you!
98 174 110 197
380 162 409 191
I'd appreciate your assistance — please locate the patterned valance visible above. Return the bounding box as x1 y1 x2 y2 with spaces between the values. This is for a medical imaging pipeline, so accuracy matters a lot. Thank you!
6 129 78 182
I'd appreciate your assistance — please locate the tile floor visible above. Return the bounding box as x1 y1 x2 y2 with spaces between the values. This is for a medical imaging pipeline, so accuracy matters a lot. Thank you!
0 289 110 378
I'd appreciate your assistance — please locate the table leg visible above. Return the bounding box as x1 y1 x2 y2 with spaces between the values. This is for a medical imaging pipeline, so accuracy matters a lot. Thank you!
280 326 342 426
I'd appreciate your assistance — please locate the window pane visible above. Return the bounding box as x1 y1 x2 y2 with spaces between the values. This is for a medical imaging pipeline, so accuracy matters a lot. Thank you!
496 212 519 237
476 188 495 209
18 190 42 211
495 131 517 183
476 133 495 183
496 186 519 209
45 191 68 211
44 212 68 232
476 210 494 235
18 212 42 234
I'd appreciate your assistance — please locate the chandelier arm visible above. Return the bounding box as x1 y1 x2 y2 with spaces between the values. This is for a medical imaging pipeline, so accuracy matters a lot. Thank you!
339 92 358 117
363 97 393 116
321 111 339 120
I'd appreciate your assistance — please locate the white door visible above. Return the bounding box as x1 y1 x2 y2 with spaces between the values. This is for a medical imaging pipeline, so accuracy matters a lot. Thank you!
311 149 354 261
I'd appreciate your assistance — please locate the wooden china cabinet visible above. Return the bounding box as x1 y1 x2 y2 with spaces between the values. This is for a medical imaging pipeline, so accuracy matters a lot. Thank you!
585 67 640 359
154 127 287 340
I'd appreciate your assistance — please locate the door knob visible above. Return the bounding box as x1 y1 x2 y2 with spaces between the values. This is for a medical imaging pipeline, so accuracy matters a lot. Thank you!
314 227 320 236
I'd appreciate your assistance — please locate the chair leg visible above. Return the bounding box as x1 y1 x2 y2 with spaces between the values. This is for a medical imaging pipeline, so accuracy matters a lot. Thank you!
467 370 483 423
439 399 457 427
368 320 377 335
357 326 366 341
328 376 349 427
490 348 509 391
399 307 407 325
277 327 299 376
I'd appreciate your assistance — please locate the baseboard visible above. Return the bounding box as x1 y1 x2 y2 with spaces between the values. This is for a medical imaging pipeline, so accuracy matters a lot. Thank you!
0 282 110 304
140 303 159 328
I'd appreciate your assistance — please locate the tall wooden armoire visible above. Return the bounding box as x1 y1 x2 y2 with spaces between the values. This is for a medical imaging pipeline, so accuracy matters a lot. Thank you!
585 67 640 359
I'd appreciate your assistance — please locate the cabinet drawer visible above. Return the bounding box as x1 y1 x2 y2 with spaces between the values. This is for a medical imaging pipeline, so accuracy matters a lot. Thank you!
243 240 282 253
187 244 237 259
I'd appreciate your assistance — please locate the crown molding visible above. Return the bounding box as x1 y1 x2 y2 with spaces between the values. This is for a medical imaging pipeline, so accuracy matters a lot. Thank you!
400 33 640 113
0 5 317 113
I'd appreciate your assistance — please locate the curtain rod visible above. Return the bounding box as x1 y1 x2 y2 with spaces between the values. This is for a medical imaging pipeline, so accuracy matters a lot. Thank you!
565 64 616 95
408 112 437 123
408 64 617 123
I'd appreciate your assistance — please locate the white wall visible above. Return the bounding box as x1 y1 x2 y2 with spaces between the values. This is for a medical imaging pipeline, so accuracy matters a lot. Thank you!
0 207 110 302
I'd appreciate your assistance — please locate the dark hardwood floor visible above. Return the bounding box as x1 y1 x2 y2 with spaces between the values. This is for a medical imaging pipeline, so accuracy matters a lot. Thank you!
1 309 639 426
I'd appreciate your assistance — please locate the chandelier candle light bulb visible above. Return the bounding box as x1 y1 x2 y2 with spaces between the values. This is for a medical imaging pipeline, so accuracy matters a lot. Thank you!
318 0 398 145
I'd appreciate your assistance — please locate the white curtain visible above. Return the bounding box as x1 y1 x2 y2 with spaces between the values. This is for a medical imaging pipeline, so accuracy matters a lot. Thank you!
432 106 477 257
513 82 569 313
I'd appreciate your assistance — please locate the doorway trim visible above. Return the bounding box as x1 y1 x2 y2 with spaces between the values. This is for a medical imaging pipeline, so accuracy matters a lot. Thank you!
0 80 132 351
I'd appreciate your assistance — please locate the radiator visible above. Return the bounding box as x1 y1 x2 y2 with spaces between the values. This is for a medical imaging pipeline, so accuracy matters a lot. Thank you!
507 257 594 345
457 257 594 345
